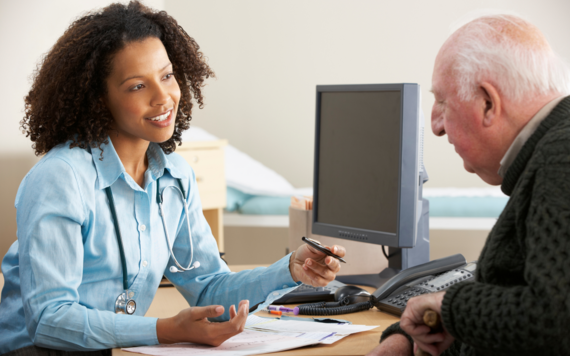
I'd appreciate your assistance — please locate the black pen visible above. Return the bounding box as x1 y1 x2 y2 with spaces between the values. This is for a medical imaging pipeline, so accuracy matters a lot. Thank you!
302 236 346 263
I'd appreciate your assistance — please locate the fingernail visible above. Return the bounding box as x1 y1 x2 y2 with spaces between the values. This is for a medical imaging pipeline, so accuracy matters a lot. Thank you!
303 265 308 270
215 306 224 313
307 260 312 266
333 246 337 253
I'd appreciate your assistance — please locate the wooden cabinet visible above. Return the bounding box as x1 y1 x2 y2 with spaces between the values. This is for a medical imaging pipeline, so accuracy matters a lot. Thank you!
177 139 227 252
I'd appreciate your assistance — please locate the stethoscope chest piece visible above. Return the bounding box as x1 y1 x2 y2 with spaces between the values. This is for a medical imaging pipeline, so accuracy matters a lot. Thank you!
115 291 136 315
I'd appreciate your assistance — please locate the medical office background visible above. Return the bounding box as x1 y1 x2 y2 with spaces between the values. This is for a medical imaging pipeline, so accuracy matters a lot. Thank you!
1 0 570 263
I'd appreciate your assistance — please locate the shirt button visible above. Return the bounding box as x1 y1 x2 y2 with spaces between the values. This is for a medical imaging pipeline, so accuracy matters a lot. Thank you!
128 291 135 298
142 261 148 267
139 224 146 232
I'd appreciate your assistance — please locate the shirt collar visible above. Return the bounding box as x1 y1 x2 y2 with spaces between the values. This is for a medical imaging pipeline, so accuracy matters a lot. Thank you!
146 143 184 182
498 95 567 178
92 138 184 190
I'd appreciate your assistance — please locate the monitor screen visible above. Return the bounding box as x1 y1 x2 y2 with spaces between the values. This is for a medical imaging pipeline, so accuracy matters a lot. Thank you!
312 83 421 248
317 91 401 234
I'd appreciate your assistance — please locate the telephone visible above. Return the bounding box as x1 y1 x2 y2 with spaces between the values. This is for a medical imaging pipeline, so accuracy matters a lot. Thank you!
373 255 476 316
294 254 476 317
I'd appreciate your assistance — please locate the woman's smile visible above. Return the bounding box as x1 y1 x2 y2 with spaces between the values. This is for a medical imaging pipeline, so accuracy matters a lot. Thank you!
147 109 172 122
146 109 174 128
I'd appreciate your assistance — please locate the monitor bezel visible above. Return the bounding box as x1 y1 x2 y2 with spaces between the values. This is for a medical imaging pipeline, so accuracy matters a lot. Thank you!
312 83 419 248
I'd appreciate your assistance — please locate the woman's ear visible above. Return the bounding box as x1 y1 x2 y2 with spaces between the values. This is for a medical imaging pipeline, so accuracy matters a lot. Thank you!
479 82 502 127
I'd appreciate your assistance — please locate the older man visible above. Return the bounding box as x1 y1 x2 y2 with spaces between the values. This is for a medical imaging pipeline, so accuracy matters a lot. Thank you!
367 14 570 356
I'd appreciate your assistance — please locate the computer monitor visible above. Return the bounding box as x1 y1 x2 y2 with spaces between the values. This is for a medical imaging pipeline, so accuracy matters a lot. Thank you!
312 83 429 288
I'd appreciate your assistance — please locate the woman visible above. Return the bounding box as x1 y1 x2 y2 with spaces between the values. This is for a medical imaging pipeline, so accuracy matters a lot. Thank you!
0 2 345 354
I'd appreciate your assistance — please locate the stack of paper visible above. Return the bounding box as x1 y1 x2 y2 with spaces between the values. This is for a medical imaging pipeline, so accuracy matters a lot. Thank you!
122 315 379 356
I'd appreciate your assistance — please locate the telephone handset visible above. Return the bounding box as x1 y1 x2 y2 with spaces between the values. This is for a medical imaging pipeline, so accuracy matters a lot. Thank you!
296 254 476 317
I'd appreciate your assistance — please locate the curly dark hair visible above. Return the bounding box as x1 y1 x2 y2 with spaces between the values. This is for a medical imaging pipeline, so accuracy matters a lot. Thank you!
21 1 214 156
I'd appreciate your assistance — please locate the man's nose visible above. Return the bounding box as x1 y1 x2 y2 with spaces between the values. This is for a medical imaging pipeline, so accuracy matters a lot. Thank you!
431 106 446 136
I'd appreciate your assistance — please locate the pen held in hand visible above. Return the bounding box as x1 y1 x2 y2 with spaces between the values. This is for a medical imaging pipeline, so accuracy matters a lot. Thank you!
302 237 346 263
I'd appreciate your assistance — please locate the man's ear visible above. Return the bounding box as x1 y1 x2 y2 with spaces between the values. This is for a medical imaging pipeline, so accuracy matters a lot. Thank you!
479 82 501 127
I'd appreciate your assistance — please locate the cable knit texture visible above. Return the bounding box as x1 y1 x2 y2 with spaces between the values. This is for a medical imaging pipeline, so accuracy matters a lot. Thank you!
381 96 570 356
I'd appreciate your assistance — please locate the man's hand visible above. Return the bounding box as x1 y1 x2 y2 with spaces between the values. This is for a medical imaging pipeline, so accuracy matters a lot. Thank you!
365 334 412 356
156 300 249 346
400 292 454 356
289 242 346 286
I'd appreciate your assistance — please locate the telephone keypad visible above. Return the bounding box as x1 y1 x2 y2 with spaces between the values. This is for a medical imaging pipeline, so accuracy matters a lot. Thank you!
377 267 476 316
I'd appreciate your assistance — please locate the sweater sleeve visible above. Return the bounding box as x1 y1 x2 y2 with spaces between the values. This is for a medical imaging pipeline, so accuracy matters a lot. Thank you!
380 322 413 347
441 163 570 354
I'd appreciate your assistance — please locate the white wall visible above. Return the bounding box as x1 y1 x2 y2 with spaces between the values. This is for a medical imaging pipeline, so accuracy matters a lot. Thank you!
165 0 570 188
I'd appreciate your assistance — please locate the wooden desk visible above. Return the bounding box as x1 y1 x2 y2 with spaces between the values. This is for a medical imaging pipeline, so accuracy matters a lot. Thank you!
112 265 399 356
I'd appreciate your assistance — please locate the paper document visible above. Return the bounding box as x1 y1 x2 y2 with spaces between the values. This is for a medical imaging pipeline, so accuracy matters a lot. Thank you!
246 315 378 344
123 315 379 356
122 330 318 356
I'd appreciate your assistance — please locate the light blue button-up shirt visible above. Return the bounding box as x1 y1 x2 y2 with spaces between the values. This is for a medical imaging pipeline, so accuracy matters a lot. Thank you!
0 139 298 353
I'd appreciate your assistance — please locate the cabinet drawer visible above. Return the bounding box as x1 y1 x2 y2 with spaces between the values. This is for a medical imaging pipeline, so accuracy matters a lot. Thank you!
177 147 226 210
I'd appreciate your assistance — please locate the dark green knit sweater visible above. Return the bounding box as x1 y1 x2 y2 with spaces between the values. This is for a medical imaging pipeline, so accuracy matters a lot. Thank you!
381 96 570 356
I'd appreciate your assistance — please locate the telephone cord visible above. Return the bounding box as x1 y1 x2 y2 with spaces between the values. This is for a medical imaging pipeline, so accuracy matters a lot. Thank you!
296 300 373 316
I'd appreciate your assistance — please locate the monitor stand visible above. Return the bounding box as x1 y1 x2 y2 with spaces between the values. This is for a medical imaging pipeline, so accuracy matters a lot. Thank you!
335 265 401 289
335 199 430 289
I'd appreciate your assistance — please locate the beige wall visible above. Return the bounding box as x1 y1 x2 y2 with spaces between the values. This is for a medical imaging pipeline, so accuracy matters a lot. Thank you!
165 0 570 188
0 0 164 259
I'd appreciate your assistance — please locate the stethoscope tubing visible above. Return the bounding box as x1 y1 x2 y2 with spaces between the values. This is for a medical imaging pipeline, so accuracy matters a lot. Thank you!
158 184 197 272
107 176 197 315
104 186 129 291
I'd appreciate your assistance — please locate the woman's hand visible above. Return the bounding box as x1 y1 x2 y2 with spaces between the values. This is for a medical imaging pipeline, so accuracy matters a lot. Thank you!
400 292 454 356
289 242 346 286
156 300 249 346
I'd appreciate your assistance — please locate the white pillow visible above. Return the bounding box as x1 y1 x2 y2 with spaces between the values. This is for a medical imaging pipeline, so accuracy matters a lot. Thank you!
182 127 300 196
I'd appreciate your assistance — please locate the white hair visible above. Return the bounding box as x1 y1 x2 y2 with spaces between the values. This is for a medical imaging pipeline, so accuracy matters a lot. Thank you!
450 14 570 102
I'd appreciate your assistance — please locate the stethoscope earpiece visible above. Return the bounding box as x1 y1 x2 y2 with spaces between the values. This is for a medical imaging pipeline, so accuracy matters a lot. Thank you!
169 261 200 273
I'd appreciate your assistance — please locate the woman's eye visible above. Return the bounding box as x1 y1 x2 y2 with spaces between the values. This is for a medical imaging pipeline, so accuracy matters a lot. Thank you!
131 84 144 91
164 72 174 80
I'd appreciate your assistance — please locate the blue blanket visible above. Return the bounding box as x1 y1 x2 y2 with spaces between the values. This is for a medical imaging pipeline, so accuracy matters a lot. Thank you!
226 187 509 218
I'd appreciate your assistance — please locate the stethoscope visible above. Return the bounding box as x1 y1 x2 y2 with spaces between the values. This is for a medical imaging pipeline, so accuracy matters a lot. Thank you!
105 177 200 315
